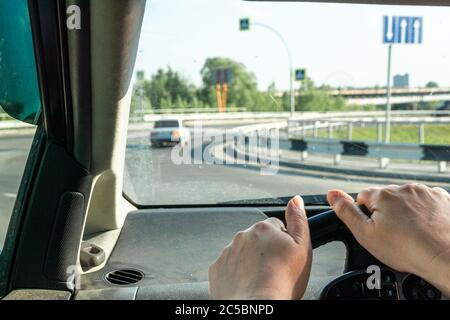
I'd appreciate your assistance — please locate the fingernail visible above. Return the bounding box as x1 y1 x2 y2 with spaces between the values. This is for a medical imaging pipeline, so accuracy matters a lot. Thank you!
292 195 303 208
327 190 340 206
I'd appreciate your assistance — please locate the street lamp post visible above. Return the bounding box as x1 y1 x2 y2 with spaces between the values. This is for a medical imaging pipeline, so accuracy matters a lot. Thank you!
240 20 295 116
385 43 393 143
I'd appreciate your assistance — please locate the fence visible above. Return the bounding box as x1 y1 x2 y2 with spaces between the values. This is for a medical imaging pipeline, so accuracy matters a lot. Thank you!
289 117 450 144
287 112 450 173
289 137 450 173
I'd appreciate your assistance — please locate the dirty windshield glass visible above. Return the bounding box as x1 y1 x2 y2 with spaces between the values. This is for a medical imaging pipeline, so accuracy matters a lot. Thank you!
124 0 450 206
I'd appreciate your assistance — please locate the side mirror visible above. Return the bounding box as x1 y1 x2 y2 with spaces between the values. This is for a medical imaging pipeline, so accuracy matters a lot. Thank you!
0 0 41 124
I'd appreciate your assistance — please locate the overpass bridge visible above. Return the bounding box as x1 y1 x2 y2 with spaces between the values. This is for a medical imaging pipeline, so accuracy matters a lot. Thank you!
275 87 450 106
330 87 450 106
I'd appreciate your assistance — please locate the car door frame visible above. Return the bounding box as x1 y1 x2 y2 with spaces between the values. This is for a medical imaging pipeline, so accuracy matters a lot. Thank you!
0 0 93 297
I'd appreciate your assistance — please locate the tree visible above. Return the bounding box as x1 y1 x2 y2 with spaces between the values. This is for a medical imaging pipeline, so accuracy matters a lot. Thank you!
198 57 267 111
141 67 197 109
426 81 439 88
260 82 284 112
130 89 152 114
296 77 347 112
132 60 365 113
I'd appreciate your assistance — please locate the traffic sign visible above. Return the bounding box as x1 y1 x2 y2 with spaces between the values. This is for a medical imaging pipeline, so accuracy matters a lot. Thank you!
382 15 423 143
383 16 423 44
212 68 232 85
136 71 145 81
295 69 306 81
239 18 250 31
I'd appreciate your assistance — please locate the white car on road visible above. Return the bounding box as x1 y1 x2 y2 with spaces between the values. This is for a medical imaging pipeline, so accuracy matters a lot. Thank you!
150 118 190 147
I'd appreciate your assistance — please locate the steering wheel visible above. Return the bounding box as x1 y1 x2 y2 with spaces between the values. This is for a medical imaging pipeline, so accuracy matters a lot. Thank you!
308 208 443 300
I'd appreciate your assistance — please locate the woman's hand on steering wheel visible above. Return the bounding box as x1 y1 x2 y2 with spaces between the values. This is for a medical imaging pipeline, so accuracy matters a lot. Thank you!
209 196 312 300
328 184 450 297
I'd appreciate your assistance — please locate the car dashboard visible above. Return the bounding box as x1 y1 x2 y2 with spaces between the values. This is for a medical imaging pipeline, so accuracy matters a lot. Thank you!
75 206 346 300
4 206 446 300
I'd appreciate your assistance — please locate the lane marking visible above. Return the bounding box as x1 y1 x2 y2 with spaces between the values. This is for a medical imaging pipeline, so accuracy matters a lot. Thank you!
3 193 17 199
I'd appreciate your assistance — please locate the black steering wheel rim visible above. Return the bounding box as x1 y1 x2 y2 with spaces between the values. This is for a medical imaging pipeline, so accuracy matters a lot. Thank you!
308 207 381 272
307 209 443 300
307 209 387 299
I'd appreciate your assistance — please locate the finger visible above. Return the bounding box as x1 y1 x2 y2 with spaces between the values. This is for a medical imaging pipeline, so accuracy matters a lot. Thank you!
265 217 287 231
432 186 449 196
328 190 373 241
356 187 382 210
410 182 428 187
285 195 309 244
407 183 429 191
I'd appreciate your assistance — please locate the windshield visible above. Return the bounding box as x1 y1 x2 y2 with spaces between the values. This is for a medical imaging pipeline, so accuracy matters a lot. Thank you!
124 0 450 206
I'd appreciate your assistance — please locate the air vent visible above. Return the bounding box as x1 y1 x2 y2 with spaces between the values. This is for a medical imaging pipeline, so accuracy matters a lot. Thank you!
105 269 144 285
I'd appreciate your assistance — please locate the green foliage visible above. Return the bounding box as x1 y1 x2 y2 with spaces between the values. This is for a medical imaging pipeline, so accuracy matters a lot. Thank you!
131 58 382 114
327 124 450 145
426 81 439 88
198 57 274 111
141 67 198 109
296 77 349 112
130 87 152 115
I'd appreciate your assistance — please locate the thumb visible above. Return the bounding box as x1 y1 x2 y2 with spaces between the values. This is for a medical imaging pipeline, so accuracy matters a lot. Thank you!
285 196 309 244
327 189 372 240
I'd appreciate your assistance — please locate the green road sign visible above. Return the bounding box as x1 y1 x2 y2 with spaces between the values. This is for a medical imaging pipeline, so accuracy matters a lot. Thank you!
295 69 306 81
239 18 250 31
136 71 145 81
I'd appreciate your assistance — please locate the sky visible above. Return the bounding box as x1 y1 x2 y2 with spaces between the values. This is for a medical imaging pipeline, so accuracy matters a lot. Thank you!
133 0 450 91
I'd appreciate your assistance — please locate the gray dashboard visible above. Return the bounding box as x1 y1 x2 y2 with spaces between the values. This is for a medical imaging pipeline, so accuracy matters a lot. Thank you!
7 207 442 300
77 207 268 300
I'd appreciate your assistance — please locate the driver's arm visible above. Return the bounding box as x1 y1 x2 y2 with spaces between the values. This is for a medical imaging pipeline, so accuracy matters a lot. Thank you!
208 196 312 300
328 184 450 297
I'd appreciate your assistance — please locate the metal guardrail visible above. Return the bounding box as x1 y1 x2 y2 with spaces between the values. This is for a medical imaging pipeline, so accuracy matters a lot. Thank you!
223 111 450 174
132 107 247 115
131 110 450 125
290 137 450 173
289 117 450 144
141 112 294 124
288 111 450 144
135 110 436 124
231 121 288 135
287 111 450 173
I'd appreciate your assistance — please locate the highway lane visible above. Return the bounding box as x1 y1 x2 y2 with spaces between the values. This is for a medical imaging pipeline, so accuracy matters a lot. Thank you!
0 132 35 247
124 128 379 205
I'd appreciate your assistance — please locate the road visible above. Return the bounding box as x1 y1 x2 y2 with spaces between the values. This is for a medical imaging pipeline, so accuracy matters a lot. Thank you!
125 127 379 205
0 124 383 298
0 132 35 248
